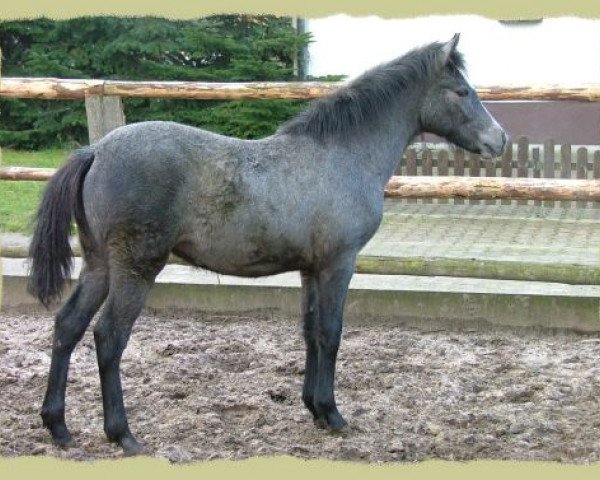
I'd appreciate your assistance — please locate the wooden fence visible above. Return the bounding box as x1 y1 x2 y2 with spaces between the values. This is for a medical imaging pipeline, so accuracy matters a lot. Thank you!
397 137 600 207
3 79 600 284
2 77 600 205
3 77 600 143
4 77 600 101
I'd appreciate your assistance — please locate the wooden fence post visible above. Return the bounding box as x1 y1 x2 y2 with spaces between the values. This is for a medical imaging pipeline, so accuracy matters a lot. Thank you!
517 136 529 206
453 149 465 205
405 149 417 204
594 151 600 209
576 147 589 208
532 147 541 206
543 139 555 208
500 140 513 206
85 94 126 144
468 152 481 205
484 153 497 205
560 143 572 208
437 150 449 204
422 149 433 204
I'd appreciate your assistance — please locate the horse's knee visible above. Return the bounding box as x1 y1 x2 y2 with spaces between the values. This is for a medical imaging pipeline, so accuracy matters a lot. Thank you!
52 271 108 352
52 325 85 355
93 320 125 369
53 314 90 354
303 323 317 345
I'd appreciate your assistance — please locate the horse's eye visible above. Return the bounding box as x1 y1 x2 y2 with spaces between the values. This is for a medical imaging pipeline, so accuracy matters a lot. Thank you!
455 88 470 98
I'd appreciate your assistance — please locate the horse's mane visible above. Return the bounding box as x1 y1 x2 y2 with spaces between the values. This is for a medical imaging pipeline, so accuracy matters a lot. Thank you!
278 41 465 141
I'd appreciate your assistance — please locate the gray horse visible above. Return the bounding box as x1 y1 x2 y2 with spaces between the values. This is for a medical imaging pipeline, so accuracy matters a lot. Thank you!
28 34 506 455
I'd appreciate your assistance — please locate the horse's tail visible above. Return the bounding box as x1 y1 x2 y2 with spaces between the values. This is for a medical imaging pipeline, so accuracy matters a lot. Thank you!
28 147 96 308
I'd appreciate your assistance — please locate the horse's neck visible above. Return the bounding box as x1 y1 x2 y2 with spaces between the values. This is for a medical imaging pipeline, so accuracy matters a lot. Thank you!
347 93 422 188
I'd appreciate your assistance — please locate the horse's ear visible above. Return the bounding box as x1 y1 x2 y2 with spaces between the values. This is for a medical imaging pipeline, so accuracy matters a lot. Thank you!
439 33 460 67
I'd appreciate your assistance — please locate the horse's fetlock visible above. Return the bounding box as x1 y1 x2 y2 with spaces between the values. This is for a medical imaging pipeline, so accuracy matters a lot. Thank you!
104 421 129 442
302 393 314 408
314 399 335 415
40 411 54 428
41 403 63 425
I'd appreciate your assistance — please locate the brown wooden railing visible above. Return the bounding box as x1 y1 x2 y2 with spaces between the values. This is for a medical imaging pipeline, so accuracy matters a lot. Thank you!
2 77 600 207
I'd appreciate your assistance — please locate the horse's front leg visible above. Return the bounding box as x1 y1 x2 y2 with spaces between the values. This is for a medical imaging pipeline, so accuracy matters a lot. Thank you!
307 254 356 432
300 271 320 420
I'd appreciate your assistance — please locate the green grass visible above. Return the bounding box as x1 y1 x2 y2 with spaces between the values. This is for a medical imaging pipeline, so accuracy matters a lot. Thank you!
1 149 70 233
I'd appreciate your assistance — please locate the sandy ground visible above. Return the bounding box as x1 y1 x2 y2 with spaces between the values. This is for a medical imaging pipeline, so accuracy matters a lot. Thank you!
1 310 600 464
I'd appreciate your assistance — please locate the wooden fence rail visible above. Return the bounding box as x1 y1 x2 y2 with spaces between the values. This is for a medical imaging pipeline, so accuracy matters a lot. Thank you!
2 166 599 202
0 167 56 181
387 176 600 201
0 78 339 100
3 77 600 101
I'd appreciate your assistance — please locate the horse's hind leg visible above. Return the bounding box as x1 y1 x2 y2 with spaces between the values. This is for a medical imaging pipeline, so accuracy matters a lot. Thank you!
41 260 109 446
93 255 167 455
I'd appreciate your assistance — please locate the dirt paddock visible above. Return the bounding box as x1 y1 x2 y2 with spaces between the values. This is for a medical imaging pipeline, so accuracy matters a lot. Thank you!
1 310 600 464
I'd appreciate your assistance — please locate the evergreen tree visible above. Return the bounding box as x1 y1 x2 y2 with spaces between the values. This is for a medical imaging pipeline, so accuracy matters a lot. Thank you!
0 15 312 149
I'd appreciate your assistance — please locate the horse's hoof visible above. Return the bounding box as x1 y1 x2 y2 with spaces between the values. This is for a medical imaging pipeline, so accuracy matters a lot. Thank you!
313 412 349 434
46 423 75 448
328 422 350 435
327 415 350 435
120 435 144 456
313 417 328 430
52 434 76 449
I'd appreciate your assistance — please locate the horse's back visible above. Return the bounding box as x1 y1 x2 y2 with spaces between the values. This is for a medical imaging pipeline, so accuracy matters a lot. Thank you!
81 121 239 247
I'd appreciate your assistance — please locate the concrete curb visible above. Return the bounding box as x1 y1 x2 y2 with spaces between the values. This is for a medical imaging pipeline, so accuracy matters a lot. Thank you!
3 258 599 332
3 243 599 285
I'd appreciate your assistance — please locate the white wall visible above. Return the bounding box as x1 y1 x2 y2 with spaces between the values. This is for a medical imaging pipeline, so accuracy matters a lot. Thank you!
307 15 600 86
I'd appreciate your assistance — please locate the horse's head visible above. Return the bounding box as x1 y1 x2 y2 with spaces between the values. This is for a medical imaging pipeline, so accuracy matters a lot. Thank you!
419 34 507 159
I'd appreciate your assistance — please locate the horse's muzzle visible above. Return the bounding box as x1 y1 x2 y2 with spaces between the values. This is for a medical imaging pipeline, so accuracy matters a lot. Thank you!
479 127 508 159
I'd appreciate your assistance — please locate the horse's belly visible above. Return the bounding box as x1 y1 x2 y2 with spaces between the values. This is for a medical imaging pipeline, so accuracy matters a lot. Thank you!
172 231 302 277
